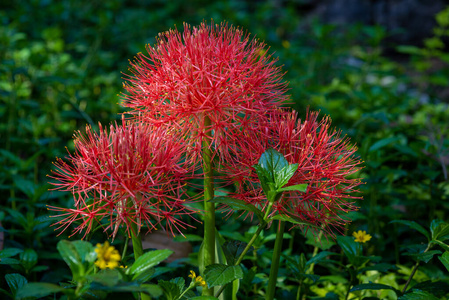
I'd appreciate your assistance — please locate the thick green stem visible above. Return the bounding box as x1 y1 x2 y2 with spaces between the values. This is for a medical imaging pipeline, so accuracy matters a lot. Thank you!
266 220 285 300
202 115 215 296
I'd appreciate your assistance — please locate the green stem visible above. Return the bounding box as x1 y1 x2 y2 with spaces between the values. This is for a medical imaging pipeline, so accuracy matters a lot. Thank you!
202 115 215 296
266 220 285 300
402 243 431 293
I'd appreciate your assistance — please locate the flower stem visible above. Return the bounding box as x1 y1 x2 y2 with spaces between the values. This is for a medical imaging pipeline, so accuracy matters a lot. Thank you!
266 220 285 300
202 115 215 296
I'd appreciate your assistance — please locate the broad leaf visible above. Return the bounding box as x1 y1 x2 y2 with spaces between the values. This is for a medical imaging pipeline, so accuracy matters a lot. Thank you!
275 164 298 189
399 290 440 300
438 251 449 272
16 282 66 299
258 148 289 182
5 273 27 299
128 249 173 280
204 264 243 288
57 240 84 281
350 283 401 296
391 220 430 240
222 240 249 265
0 248 23 258
430 219 449 241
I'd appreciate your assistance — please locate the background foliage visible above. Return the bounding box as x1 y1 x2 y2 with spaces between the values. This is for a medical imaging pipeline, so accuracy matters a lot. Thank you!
1 0 449 299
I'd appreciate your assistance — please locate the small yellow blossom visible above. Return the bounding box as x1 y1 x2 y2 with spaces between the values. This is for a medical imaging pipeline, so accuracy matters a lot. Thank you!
94 241 121 269
188 270 207 287
352 230 372 243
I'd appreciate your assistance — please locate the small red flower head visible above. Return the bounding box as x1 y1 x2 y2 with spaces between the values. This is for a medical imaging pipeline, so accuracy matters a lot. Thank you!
220 110 363 237
48 120 199 239
121 21 288 158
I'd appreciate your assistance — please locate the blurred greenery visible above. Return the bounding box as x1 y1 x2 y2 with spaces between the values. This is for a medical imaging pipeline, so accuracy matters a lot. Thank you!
1 0 449 299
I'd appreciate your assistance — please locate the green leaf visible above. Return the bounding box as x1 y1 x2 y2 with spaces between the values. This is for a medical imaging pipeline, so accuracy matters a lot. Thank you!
222 240 249 265
270 214 321 231
204 264 243 288
72 240 95 263
20 249 38 272
336 236 362 266
350 283 401 295
128 249 173 280
0 248 23 258
430 219 449 241
258 148 289 181
277 183 308 193
391 220 430 240
57 240 84 281
158 279 182 300
210 197 264 223
415 250 441 263
399 290 440 300
88 268 122 287
430 240 449 252
253 164 271 196
438 251 449 272
173 234 203 242
0 258 20 265
16 282 66 299
359 263 398 273
5 273 27 299
411 281 449 298
369 137 401 152
190 297 219 300
306 251 338 267
275 164 298 189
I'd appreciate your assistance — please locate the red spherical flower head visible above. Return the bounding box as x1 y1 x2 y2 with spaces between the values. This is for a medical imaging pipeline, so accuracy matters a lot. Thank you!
220 110 363 237
48 120 200 239
121 21 288 160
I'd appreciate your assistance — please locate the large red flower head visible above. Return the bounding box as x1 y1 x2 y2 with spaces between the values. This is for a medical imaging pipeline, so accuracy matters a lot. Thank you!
48 120 199 239
121 21 288 158
220 110 363 236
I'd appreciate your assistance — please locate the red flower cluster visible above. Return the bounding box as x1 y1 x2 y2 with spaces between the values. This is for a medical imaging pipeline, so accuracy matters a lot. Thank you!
220 110 363 236
121 21 288 158
48 120 198 239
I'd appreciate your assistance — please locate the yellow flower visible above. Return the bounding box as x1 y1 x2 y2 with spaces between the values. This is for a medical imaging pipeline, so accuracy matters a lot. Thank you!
94 241 121 269
188 270 207 287
352 230 372 243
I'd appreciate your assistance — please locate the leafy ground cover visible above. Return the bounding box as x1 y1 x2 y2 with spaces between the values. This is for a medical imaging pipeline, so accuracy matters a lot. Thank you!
1 1 449 299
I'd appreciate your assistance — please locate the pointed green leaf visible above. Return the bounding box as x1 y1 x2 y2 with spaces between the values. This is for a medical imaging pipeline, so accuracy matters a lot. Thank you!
16 282 66 299
253 164 271 196
269 214 322 231
411 281 449 298
430 219 449 241
128 249 173 280
158 279 182 300
5 273 27 299
258 148 289 181
20 249 38 272
210 197 264 223
222 240 249 265
350 283 401 296
57 240 84 281
415 250 441 263
399 290 440 300
275 164 298 189
0 248 23 258
204 264 243 288
277 183 308 193
391 220 430 240
438 251 449 272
